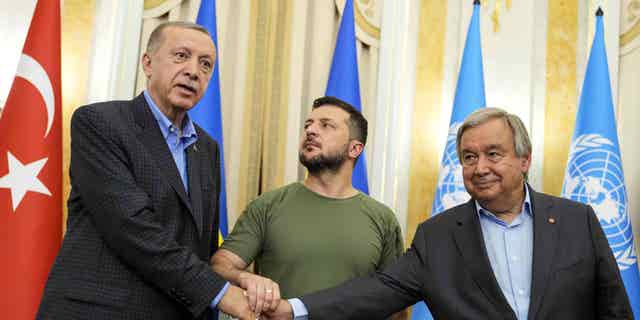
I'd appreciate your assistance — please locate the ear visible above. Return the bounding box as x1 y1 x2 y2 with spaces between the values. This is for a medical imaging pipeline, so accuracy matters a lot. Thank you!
142 53 153 78
348 140 364 160
520 153 532 174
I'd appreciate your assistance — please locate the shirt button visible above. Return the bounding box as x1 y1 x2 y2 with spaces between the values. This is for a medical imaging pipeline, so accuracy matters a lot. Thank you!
512 255 519 261
518 289 525 295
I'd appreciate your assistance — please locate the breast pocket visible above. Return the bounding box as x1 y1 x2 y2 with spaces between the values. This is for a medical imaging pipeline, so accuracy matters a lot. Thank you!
552 257 595 292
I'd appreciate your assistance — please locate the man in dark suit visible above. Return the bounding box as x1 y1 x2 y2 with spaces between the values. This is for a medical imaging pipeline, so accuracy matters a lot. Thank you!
267 107 633 319
37 22 254 320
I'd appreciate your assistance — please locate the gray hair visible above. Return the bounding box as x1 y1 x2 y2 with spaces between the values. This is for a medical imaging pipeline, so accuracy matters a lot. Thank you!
146 21 211 54
456 107 532 166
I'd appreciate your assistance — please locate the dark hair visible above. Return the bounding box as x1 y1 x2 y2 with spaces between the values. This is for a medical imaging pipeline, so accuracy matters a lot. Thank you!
312 96 368 146
146 21 211 54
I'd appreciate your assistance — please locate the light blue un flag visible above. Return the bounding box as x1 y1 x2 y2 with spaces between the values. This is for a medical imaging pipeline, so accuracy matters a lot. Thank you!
189 0 229 241
561 9 640 317
412 1 486 319
325 0 369 194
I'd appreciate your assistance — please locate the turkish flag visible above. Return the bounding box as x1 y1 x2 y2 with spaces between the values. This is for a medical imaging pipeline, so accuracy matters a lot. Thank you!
0 1 62 319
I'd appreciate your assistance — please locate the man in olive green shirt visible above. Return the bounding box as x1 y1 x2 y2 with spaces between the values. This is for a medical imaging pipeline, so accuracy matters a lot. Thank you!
211 96 403 317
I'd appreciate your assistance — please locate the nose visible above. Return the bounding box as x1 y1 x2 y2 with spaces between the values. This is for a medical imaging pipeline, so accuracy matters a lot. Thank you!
474 155 491 175
183 59 199 80
305 122 319 137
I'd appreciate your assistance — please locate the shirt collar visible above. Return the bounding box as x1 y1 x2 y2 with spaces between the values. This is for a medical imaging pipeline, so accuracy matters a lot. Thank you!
143 90 197 140
475 184 533 222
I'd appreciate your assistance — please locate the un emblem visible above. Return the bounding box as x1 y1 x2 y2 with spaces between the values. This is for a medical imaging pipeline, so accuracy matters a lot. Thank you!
562 134 637 270
433 123 470 215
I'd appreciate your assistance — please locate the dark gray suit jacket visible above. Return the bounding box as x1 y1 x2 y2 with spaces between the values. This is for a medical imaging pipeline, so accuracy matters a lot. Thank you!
37 94 226 319
302 189 633 319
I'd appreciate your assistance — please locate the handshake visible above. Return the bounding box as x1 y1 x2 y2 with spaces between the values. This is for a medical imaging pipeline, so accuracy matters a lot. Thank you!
218 272 294 320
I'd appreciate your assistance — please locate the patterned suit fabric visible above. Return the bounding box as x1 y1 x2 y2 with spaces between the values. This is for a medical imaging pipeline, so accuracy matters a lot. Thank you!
37 95 225 319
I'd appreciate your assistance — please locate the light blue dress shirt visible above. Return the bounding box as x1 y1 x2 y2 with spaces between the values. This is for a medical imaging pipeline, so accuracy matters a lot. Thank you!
143 92 229 309
290 186 534 320
475 186 533 320
143 91 197 192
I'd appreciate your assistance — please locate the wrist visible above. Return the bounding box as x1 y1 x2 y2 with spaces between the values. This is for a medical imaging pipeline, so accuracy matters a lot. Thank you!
232 269 248 284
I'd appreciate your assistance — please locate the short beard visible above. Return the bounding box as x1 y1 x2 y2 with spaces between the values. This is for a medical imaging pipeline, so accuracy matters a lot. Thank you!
299 145 349 174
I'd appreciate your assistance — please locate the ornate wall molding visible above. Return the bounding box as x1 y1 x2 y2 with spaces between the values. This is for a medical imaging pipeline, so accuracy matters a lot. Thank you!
335 0 381 47
483 0 512 32
143 0 182 18
621 0 640 54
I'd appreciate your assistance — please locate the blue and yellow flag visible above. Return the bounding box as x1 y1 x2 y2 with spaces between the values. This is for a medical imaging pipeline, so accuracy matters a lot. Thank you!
190 0 228 242
413 1 486 319
325 0 369 194
561 8 640 317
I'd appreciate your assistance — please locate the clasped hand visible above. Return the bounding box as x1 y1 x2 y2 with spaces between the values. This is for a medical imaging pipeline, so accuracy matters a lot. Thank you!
219 274 293 320
237 271 281 315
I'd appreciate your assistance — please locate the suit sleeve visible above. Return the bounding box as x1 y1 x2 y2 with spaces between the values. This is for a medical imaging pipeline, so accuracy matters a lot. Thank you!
587 206 634 319
70 106 226 317
301 223 428 320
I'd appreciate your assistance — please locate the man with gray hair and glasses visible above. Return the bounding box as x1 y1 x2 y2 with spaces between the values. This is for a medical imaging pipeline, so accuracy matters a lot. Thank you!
266 107 632 320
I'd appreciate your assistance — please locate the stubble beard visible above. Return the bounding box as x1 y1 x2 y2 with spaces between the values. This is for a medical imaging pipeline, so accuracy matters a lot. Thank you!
299 144 349 175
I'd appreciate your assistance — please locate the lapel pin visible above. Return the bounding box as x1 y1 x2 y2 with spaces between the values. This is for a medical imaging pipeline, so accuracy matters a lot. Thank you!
548 217 556 224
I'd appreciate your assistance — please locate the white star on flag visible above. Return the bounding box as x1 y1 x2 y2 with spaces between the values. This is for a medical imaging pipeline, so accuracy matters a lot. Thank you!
0 151 51 211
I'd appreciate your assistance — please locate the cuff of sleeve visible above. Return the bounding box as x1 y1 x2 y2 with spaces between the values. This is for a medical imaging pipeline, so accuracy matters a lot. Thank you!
289 298 309 320
179 264 227 316
211 282 230 309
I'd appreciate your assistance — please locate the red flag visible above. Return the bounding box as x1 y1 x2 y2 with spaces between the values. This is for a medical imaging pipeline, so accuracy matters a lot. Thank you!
0 1 62 318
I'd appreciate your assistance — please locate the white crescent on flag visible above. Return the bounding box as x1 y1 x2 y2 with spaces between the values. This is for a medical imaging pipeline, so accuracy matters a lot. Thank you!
15 53 55 138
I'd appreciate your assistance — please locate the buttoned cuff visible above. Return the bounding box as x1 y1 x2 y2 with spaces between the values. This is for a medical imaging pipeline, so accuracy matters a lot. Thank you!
289 298 309 320
210 282 230 309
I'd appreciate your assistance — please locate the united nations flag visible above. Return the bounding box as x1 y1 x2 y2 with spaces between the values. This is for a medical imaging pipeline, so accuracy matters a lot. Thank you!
561 8 640 317
413 1 486 319
431 0 486 218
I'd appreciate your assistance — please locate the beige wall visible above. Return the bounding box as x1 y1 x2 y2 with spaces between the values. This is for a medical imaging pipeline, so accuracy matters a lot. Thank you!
619 0 640 261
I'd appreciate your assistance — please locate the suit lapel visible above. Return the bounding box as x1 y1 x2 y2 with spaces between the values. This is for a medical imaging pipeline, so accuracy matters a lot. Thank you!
187 140 204 237
527 189 559 319
132 94 194 214
452 201 515 317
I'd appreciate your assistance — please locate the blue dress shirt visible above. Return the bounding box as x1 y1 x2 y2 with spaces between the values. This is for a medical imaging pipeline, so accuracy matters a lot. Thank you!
143 91 229 309
475 186 533 320
143 91 197 192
